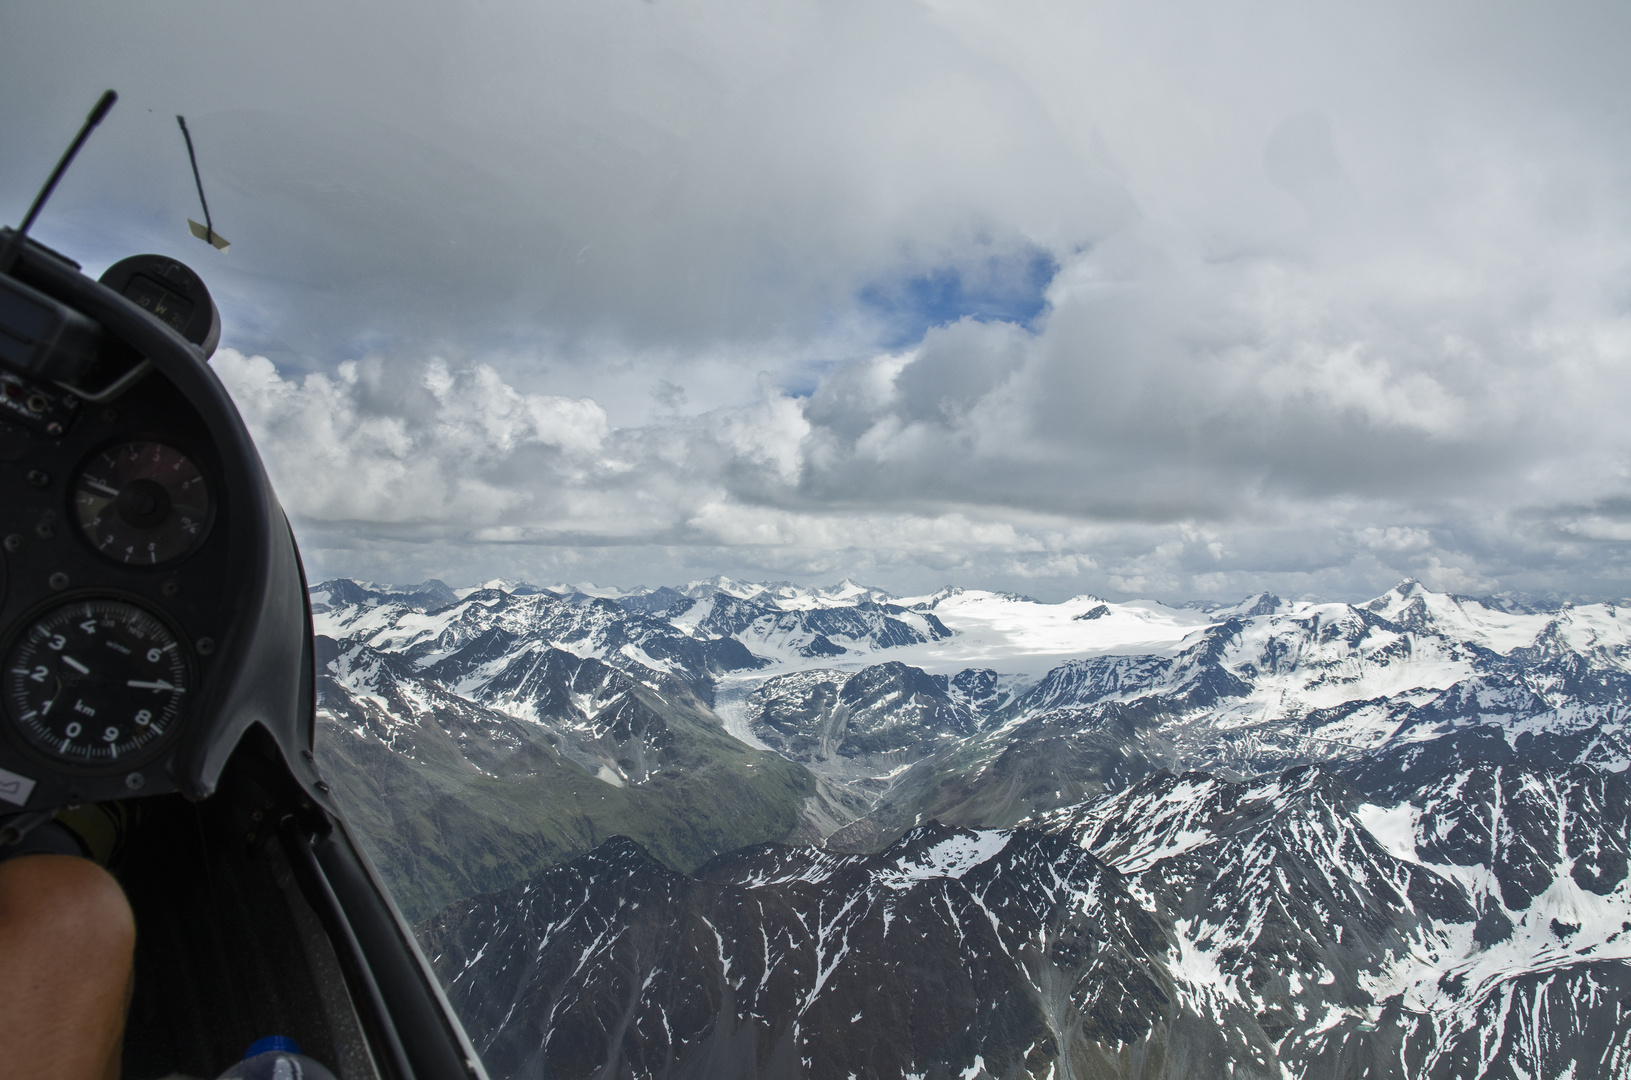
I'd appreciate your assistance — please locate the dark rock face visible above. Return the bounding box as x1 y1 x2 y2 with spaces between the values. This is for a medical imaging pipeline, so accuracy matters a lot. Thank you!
745 670 846 761
1407 963 1631 1080
1394 763 1631 908
948 668 1010 715
310 577 1631 1076
744 662 989 771
423 825 1173 1080
428 760 1631 1080
617 587 690 616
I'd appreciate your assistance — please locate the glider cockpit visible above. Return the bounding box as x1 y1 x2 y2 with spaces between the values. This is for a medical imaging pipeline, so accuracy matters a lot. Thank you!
0 110 486 1080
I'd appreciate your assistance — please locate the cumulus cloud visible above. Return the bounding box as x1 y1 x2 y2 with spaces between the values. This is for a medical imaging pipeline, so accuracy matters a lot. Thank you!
9 0 1631 598
216 338 1631 601
216 351 608 523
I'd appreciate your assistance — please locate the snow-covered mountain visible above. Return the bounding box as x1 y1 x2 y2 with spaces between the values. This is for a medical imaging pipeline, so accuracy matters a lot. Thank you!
424 758 1631 1079
717 579 1631 849
313 577 1631 887
313 626 815 921
308 575 1631 1076
308 577 462 611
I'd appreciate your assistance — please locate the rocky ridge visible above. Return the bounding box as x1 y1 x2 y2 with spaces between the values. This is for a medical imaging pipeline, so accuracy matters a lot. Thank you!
310 577 1631 970
424 753 1631 1079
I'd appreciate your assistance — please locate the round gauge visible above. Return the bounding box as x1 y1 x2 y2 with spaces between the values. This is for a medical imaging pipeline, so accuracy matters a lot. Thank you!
73 441 211 565
3 598 190 767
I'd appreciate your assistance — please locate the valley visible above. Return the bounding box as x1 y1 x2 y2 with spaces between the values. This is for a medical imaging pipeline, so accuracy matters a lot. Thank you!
309 575 1631 1078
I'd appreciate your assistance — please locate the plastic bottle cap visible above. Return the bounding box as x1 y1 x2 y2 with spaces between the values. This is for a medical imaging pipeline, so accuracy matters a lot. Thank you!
244 1036 302 1059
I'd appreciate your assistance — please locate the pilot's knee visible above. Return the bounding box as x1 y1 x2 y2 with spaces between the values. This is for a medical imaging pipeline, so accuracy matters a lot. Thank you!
0 853 135 965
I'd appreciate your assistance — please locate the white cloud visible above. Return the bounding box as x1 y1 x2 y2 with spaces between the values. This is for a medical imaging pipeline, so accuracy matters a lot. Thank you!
10 1 1631 599
215 350 608 524
214 347 1631 602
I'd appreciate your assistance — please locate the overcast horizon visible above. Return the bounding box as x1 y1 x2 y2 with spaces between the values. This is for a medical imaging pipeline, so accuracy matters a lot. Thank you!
7 1 1631 604
315 572 1622 614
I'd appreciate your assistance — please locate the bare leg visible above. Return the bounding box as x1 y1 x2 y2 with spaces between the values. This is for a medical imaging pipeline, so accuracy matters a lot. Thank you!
0 854 135 1080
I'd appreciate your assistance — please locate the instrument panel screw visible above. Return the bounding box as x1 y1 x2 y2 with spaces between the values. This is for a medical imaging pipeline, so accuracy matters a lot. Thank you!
25 470 49 487
124 772 145 791
161 579 179 597
25 395 47 413
48 572 69 590
100 408 118 425
2 535 19 553
195 637 215 656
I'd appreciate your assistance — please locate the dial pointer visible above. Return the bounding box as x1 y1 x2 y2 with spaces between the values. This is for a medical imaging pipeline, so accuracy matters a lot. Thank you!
126 679 182 692
61 655 91 675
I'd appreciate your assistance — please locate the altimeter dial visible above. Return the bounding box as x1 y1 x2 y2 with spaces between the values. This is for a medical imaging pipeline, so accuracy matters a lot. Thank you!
3 599 190 767
74 441 211 565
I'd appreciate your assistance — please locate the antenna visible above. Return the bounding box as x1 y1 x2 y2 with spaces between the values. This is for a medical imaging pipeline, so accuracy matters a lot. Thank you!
0 89 118 274
176 115 229 251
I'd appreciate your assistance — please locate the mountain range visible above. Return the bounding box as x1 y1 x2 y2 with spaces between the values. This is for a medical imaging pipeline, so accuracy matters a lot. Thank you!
309 576 1631 1077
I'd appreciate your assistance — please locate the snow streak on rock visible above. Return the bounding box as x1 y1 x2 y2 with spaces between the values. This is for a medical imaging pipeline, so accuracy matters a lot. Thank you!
431 762 1631 1079
311 575 1631 1076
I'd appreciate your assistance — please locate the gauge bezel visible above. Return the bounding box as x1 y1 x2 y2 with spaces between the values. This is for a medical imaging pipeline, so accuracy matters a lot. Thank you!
68 434 218 570
0 592 197 774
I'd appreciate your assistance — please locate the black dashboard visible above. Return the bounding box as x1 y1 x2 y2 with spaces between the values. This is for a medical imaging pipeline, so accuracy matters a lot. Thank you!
0 92 497 1079
0 232 491 1080
0 235 317 817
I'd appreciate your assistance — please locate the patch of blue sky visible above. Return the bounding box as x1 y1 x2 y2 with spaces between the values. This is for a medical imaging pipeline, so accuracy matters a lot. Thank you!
858 245 1058 349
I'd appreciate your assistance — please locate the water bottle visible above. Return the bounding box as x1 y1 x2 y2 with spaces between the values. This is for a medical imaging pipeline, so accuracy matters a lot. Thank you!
214 1036 340 1080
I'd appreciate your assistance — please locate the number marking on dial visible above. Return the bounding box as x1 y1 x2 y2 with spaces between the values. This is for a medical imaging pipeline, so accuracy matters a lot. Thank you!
73 441 211 566
2 600 191 767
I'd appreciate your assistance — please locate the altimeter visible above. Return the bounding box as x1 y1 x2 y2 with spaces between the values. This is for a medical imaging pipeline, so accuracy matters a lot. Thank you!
3 598 190 766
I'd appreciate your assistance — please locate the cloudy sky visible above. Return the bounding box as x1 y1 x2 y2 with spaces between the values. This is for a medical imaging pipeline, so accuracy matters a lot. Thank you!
5 0 1631 602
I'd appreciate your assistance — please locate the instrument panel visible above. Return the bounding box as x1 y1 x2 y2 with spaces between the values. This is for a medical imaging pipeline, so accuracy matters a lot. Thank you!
2 596 191 766
0 248 235 796
73 440 213 565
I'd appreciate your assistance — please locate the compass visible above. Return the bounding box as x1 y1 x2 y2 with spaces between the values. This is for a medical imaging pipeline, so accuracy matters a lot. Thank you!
73 440 212 565
3 598 191 767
